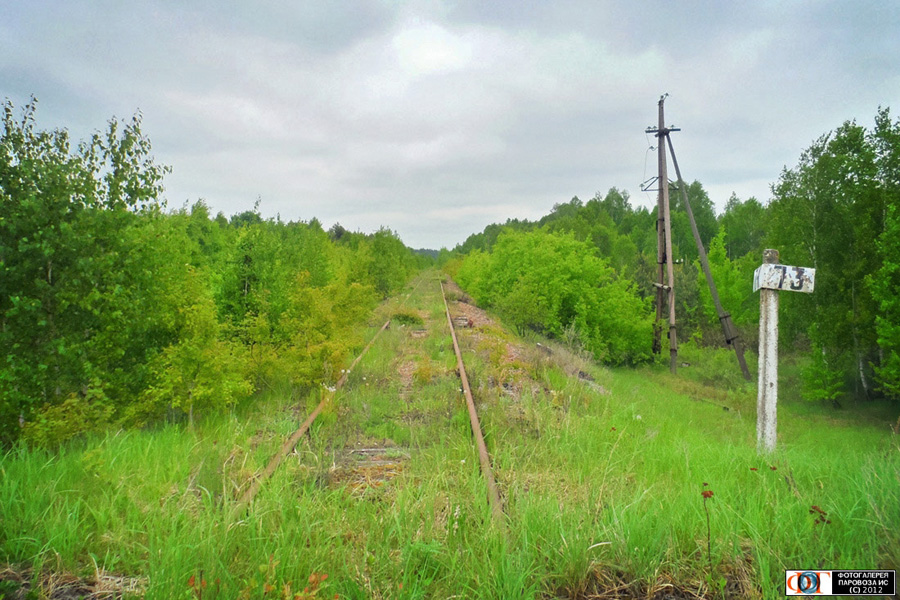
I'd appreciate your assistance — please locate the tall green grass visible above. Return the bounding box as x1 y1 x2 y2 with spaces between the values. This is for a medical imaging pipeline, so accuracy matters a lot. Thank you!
1 272 897 598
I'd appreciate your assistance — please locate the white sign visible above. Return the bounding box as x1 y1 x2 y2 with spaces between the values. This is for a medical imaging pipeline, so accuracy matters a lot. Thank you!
753 263 815 294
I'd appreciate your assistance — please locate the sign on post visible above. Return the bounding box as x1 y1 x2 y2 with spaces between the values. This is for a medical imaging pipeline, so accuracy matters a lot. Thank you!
753 264 816 294
755 251 815 454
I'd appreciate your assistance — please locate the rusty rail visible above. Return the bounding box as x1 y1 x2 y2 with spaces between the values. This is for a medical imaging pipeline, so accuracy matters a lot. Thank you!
232 279 422 519
439 280 505 527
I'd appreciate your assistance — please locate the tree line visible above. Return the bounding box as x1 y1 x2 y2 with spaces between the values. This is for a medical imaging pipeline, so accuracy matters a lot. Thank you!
0 100 421 446
3 99 898 447
446 107 900 406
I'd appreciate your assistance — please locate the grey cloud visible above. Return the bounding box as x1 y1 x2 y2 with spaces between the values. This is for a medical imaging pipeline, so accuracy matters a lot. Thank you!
2 1 898 248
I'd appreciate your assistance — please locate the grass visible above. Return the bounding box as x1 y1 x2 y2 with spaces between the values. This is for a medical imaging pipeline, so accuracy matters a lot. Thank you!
1 271 898 598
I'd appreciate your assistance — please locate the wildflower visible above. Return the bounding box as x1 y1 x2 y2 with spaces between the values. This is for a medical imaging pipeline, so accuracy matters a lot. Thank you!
749 467 758 471
700 485 715 572
769 465 777 471
610 427 616 431
810 505 831 525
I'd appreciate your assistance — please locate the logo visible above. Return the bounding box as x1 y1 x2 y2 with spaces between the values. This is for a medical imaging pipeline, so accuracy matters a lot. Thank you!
786 571 832 595
785 570 895 596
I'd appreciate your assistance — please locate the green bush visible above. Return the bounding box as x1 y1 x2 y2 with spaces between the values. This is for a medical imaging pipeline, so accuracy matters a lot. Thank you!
392 310 424 327
0 100 420 445
455 229 652 365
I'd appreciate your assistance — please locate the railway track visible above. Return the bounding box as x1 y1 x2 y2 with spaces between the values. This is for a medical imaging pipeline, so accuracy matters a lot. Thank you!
440 280 505 525
7 269 793 597
232 275 504 528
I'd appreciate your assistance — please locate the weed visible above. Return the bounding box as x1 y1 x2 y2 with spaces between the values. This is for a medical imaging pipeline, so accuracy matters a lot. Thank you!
809 504 831 526
701 484 714 573
187 571 211 599
391 310 424 327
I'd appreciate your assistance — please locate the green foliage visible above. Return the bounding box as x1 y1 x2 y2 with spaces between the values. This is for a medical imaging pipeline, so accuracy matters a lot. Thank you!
696 229 759 338
718 194 767 259
281 275 380 386
0 100 420 445
868 108 900 399
676 338 757 392
370 227 418 297
455 229 652 365
870 204 900 397
768 110 899 401
495 279 552 335
0 99 171 443
801 344 846 406
450 186 716 350
454 188 654 279
392 309 424 327
669 180 719 262
21 389 113 448
134 268 252 424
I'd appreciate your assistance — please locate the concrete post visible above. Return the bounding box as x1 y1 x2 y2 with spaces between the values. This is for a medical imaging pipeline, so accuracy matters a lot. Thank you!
757 249 779 454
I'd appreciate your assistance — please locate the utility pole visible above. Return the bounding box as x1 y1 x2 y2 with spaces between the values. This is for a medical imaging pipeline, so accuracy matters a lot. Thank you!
644 95 753 381
648 94 678 374
665 136 752 381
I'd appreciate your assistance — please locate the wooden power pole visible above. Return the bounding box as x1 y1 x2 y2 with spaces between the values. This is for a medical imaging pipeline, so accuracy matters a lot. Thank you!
644 94 752 381
648 94 678 374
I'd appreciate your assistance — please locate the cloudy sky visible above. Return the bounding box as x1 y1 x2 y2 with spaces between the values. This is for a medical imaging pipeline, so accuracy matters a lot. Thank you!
2 1 898 249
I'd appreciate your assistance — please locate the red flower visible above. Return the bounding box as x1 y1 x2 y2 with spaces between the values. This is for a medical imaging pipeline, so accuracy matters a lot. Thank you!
610 427 616 431
769 465 777 471
749 467 758 471
702 482 709 487
701 490 714 499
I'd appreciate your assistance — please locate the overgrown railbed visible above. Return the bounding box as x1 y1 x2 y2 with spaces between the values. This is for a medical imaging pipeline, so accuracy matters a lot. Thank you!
2 273 898 598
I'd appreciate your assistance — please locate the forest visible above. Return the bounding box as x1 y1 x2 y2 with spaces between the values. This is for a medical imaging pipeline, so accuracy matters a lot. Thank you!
447 107 900 408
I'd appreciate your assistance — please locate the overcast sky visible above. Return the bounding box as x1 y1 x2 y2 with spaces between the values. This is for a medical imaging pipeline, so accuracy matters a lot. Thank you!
2 1 898 249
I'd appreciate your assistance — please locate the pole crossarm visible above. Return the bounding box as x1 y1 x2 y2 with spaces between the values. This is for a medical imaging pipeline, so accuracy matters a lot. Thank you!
645 126 682 137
